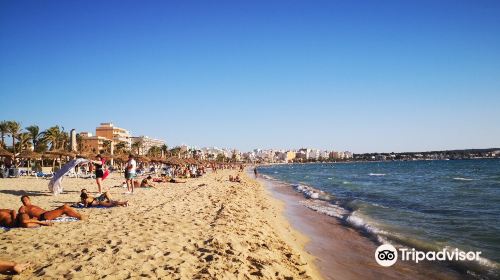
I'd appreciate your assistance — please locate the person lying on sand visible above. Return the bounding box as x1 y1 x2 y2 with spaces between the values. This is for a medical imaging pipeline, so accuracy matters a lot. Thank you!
18 195 85 221
167 177 186 183
234 175 241 182
0 209 17 228
229 175 241 183
140 176 157 188
112 182 127 188
0 260 31 275
1 209 53 228
80 189 128 207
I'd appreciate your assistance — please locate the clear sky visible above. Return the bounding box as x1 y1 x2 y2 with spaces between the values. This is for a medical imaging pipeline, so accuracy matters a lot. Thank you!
1 0 499 153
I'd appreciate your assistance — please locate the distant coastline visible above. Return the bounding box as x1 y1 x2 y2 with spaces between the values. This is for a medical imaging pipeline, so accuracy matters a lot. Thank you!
252 148 500 165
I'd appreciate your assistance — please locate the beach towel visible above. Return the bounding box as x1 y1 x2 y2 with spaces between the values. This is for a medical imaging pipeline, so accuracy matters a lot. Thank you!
71 203 107 209
49 158 89 195
50 216 79 222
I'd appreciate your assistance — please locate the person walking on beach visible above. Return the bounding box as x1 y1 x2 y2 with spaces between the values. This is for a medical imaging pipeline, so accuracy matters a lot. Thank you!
125 154 137 194
89 154 106 194
254 166 258 178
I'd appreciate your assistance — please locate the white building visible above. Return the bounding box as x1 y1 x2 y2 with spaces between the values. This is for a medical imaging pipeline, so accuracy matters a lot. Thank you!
131 136 166 155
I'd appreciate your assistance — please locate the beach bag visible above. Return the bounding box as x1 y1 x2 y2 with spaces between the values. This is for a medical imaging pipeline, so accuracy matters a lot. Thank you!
102 158 110 180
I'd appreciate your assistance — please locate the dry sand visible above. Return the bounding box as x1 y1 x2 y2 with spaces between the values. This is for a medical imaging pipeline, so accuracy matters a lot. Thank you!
0 170 320 280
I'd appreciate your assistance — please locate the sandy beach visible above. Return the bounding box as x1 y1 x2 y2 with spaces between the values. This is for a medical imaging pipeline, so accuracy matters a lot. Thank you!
0 170 320 279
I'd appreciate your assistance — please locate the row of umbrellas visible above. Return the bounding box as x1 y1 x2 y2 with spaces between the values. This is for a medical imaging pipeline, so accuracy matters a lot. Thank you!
0 148 80 159
0 147 204 166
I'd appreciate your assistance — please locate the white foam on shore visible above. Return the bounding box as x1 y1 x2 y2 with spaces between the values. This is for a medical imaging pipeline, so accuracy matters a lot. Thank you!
299 200 348 219
292 184 332 200
369 173 386 176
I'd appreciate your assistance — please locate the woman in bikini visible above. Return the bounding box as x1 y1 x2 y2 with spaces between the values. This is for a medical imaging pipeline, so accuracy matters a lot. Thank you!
80 189 128 207
89 154 106 194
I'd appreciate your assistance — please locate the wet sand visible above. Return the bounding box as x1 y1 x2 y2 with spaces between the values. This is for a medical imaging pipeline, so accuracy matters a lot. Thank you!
256 176 464 280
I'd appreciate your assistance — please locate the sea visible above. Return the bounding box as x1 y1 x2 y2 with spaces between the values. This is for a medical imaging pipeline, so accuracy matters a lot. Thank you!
257 159 500 279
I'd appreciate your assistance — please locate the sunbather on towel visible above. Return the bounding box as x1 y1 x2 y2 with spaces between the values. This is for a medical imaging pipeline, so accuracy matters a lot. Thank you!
0 209 17 228
1 209 53 228
168 178 186 183
18 195 85 221
0 260 31 275
80 189 128 207
140 176 157 188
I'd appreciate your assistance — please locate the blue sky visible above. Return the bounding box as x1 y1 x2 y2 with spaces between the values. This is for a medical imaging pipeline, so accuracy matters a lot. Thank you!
1 0 499 153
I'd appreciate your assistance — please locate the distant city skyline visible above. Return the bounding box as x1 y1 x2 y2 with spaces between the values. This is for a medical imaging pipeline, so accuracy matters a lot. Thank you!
1 1 499 153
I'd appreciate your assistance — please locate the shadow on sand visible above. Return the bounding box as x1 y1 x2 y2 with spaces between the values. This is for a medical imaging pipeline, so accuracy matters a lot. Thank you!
0 189 52 197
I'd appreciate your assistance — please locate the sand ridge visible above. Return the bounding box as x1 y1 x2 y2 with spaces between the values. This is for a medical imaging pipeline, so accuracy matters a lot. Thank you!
0 170 320 279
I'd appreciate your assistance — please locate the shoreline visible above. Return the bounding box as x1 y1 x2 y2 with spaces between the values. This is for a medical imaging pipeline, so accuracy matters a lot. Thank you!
255 173 464 280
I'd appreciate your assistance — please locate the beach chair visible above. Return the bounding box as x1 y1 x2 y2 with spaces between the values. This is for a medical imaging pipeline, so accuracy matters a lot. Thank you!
35 167 54 179
66 169 79 178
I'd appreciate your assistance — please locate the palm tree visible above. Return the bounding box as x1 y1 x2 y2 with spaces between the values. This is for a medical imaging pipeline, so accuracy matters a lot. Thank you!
161 144 168 158
16 132 32 152
43 126 62 150
25 125 44 151
102 140 112 154
115 141 128 154
132 139 144 154
7 121 21 154
0 121 8 147
169 147 181 158
76 133 83 152
58 130 69 151
147 146 162 158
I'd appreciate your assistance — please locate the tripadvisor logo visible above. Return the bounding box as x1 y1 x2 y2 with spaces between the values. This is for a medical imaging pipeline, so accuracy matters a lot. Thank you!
375 244 482 267
375 244 398 267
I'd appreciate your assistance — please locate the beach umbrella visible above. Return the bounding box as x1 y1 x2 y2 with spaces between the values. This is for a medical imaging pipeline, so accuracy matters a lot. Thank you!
76 152 95 159
100 153 114 159
135 155 151 162
164 156 181 165
42 152 59 159
114 154 129 162
0 146 13 157
18 150 42 159
44 149 66 156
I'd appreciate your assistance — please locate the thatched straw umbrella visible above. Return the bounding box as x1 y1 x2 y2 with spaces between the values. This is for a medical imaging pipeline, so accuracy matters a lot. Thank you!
18 150 42 170
134 155 150 163
76 152 95 159
165 156 184 166
18 150 42 159
0 146 13 158
44 149 72 169
100 153 114 160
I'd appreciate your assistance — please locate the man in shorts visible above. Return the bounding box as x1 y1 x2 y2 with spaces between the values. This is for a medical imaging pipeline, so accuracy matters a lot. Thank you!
125 154 137 194
18 195 84 221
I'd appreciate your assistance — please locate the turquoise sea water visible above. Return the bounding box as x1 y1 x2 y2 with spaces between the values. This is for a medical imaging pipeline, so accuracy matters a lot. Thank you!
258 159 500 278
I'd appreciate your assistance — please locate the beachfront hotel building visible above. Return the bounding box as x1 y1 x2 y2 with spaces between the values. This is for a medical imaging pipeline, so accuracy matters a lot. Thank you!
78 132 109 153
95 122 132 148
131 136 166 155
80 122 132 153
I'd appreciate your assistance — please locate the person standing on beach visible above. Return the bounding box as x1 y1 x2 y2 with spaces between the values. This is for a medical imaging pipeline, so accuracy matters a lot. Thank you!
125 154 137 194
254 167 258 178
89 154 105 194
